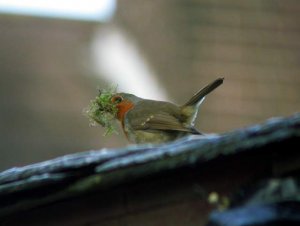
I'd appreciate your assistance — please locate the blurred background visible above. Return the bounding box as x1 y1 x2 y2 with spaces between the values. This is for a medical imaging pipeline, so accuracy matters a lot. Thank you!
0 0 299 170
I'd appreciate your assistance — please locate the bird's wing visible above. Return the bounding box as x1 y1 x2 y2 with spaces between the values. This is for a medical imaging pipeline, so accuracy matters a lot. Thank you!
129 111 198 133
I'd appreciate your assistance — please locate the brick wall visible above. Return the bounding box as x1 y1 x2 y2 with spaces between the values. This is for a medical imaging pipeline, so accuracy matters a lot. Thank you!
0 17 127 170
115 0 300 132
0 1 299 170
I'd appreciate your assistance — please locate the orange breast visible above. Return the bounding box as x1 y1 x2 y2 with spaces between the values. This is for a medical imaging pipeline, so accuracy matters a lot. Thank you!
116 100 134 125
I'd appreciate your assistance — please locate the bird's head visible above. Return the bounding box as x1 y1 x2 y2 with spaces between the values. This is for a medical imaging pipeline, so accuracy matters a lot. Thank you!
110 93 142 121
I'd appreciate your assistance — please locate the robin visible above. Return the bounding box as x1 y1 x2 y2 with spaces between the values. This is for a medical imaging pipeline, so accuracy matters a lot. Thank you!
111 78 224 144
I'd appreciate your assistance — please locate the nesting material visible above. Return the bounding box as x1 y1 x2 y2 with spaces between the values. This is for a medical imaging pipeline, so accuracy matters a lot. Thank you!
84 87 118 136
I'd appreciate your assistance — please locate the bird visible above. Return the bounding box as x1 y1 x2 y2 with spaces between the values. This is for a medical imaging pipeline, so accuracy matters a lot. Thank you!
110 77 224 144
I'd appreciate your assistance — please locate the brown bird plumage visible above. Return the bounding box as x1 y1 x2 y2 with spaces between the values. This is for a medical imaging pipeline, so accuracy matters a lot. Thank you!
111 78 224 144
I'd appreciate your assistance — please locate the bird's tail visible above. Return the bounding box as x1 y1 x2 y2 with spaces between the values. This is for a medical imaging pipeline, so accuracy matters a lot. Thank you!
183 77 224 107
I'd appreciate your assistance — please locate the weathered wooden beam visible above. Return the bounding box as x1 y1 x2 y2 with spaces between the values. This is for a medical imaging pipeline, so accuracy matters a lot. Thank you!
208 177 300 226
0 113 299 225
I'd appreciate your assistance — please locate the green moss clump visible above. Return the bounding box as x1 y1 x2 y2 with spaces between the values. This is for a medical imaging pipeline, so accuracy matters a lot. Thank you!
84 86 118 136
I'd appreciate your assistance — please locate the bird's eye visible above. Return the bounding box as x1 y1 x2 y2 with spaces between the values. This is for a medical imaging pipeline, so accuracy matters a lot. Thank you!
112 96 123 104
